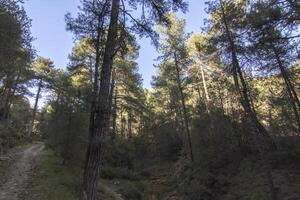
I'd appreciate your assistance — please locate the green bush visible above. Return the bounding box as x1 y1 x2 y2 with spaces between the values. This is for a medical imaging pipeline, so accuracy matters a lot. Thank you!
100 166 141 181
117 182 144 200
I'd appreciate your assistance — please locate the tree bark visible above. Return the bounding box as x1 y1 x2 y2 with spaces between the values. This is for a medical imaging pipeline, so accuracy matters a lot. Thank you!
83 0 120 199
174 52 194 162
29 79 42 135
83 2 106 193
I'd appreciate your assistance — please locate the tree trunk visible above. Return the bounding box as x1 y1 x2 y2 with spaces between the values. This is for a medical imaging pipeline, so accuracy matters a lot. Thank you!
174 52 194 162
199 62 215 140
120 110 125 137
112 85 118 138
220 2 272 142
108 68 116 134
29 79 43 135
128 112 132 139
83 0 120 199
199 63 210 109
220 3 277 200
83 4 106 193
271 43 300 134
0 74 21 121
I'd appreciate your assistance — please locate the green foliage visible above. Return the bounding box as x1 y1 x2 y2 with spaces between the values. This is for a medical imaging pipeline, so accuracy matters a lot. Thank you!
152 123 183 160
0 0 34 152
42 101 89 165
101 166 141 181
27 149 81 200
0 97 32 151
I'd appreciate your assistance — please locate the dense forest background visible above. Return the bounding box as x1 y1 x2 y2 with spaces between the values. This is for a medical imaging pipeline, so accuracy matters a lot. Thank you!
0 0 300 200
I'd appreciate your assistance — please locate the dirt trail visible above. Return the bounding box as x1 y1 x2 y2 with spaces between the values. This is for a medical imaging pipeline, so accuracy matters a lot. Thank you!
0 143 44 200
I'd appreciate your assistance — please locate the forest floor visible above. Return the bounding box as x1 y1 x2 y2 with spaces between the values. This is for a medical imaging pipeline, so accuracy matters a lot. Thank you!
3 140 300 199
98 160 178 200
0 142 180 200
0 142 44 200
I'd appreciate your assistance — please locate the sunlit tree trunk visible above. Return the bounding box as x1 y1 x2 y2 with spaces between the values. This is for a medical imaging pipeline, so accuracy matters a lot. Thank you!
199 63 210 110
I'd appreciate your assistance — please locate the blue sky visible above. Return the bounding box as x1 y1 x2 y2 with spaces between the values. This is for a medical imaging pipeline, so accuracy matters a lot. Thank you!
24 0 207 89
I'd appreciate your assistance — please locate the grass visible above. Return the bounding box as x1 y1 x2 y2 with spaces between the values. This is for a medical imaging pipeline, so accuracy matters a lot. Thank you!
99 161 177 200
26 147 125 200
24 147 178 200
26 148 82 200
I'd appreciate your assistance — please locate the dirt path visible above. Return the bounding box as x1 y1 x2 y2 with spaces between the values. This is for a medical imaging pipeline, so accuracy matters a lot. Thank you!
0 143 44 200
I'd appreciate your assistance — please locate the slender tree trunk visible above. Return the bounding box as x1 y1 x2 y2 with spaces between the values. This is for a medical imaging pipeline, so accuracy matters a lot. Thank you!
108 68 116 134
271 43 300 134
196 84 203 101
174 52 194 162
112 86 118 138
138 110 143 133
220 3 277 200
199 63 210 108
128 112 132 139
83 0 120 199
1 74 21 121
168 89 184 136
220 3 272 141
29 79 42 135
198 63 216 140
120 110 125 137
